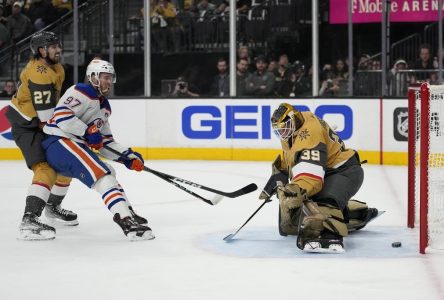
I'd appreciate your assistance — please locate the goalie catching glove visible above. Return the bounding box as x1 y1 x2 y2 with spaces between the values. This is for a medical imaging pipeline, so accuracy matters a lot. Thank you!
118 149 144 172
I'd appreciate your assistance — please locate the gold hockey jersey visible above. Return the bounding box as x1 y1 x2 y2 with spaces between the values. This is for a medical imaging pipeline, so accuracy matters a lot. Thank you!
10 59 64 123
279 111 356 197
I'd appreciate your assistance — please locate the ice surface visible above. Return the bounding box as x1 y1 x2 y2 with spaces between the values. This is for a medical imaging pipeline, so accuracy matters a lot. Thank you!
0 161 443 300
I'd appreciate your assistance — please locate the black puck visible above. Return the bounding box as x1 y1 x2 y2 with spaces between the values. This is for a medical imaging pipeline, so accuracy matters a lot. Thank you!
392 242 402 248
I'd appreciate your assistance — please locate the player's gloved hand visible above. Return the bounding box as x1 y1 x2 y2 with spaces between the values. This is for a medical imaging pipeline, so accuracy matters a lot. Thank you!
277 182 307 210
84 123 103 150
119 149 144 172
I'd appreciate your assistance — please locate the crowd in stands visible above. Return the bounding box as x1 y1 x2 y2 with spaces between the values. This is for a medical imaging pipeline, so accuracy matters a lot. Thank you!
166 42 444 98
0 0 72 51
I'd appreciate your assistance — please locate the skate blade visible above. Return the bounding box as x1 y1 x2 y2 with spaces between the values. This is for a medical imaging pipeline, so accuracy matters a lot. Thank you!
18 230 55 241
303 242 345 254
45 217 79 226
127 230 155 241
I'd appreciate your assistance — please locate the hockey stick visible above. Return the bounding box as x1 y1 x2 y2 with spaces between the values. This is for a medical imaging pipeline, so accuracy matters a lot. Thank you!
223 198 271 242
103 145 257 205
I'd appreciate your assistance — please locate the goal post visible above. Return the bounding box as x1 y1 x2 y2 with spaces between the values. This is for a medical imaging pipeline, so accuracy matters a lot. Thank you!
408 82 444 254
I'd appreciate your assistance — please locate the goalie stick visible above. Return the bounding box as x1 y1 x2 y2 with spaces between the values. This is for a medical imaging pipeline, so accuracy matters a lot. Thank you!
103 145 257 205
223 198 271 241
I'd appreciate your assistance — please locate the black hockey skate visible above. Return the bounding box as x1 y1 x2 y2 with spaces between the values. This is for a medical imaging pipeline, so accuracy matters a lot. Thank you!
45 204 79 226
297 232 345 254
18 212 56 241
113 213 155 241
129 206 148 225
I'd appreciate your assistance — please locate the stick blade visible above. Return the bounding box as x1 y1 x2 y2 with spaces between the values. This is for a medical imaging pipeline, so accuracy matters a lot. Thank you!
225 183 258 198
242 183 258 194
210 195 224 205
223 234 235 242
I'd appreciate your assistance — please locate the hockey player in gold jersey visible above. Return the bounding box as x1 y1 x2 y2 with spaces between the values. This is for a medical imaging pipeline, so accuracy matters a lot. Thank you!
260 103 378 253
6 31 77 240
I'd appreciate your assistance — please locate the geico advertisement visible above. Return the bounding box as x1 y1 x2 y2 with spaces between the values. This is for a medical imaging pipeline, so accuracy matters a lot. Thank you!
145 99 380 150
0 99 392 152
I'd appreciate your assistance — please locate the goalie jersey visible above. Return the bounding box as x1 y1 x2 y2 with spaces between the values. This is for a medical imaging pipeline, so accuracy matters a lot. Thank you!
10 59 64 124
279 111 356 197
43 83 128 160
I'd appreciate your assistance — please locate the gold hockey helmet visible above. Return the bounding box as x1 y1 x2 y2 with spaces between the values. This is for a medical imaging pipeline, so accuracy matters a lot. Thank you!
271 103 304 140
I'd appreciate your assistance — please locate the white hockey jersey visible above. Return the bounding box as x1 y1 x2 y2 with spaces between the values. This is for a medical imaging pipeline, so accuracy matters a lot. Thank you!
43 83 128 160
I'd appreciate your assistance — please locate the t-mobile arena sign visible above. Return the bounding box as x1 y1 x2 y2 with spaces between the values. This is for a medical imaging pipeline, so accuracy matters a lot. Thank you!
330 0 444 24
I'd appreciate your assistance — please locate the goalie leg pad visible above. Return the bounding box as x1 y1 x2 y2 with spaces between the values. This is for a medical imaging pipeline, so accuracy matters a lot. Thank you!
300 201 348 239
297 201 347 251
346 199 379 232
279 205 302 236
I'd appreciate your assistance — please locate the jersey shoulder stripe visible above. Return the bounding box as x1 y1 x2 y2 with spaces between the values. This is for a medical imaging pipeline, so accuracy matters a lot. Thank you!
74 83 99 100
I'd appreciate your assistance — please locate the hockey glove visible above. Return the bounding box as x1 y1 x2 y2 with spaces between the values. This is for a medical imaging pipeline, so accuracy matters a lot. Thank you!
119 149 144 172
277 183 308 210
259 155 288 200
84 123 103 150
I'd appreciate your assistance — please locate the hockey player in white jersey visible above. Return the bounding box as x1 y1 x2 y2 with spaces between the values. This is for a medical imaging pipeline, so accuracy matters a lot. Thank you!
42 59 154 241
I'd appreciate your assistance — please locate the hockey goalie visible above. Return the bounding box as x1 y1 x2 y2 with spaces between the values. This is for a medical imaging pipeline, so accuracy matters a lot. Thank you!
259 103 380 253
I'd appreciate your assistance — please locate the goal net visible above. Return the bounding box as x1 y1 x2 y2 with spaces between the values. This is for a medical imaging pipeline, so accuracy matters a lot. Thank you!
408 83 444 254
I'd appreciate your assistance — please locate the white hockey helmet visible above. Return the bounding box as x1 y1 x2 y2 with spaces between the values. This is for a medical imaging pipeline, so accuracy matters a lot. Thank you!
86 59 116 85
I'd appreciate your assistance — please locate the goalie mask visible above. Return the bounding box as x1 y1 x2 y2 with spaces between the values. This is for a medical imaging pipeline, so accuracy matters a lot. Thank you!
86 59 116 95
271 103 304 140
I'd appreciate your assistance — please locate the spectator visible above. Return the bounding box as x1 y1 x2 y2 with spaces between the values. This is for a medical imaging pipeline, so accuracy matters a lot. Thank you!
7 1 31 43
320 63 334 81
371 59 381 70
0 15 10 49
236 57 250 96
151 0 180 52
237 0 251 14
274 54 292 96
388 59 409 97
210 57 229 97
319 77 341 97
268 59 278 73
357 53 372 70
52 0 72 19
0 4 8 25
3 0 14 17
355 53 379 96
172 76 200 97
288 61 311 97
195 0 216 14
0 79 16 97
238 45 255 72
245 54 275 96
26 0 57 31
412 43 435 81
333 59 348 80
